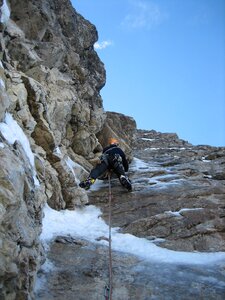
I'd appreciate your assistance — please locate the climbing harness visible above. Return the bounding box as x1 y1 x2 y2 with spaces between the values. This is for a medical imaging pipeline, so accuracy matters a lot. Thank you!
104 173 113 300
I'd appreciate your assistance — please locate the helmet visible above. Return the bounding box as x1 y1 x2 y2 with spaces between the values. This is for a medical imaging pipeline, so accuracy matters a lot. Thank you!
108 137 119 145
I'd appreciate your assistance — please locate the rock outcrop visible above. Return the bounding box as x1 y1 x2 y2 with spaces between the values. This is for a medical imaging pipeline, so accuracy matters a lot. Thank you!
97 111 136 162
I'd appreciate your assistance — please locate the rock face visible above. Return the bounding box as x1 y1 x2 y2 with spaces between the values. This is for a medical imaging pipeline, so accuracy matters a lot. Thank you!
35 129 225 299
128 130 225 252
0 0 137 299
88 129 225 253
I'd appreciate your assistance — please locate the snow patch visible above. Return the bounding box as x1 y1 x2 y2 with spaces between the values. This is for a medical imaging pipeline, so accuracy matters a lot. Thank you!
0 78 5 89
53 146 62 156
1 0 10 24
34 259 55 292
202 157 211 163
141 138 155 141
0 113 39 186
41 204 225 265
203 175 213 179
144 147 187 151
131 157 159 172
65 156 79 182
166 208 203 217
151 178 185 188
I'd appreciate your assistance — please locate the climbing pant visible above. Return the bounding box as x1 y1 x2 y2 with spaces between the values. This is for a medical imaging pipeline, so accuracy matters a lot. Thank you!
90 153 126 179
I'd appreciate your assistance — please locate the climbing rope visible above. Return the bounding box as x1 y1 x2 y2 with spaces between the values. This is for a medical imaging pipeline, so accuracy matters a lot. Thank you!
104 173 113 300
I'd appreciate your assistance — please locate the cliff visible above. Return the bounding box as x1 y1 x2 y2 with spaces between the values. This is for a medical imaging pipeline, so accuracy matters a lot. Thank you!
0 0 136 298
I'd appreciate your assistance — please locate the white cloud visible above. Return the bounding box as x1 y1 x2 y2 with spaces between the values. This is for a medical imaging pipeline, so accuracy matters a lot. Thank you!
94 40 113 50
121 0 168 30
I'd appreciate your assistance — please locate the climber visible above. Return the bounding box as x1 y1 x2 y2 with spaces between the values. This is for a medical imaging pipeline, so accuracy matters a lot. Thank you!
79 138 132 191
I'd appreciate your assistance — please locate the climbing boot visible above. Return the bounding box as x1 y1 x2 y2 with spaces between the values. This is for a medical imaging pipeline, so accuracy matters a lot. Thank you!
79 178 95 190
120 175 132 192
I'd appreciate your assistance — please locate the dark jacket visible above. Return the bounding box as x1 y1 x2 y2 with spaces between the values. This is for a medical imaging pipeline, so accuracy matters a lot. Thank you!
103 144 129 172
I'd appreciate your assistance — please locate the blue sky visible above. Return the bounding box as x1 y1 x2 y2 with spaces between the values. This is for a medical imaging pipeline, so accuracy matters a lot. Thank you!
72 0 225 147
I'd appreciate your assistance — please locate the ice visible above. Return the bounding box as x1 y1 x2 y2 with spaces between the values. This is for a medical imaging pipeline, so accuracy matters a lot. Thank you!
41 204 225 266
0 113 39 186
0 0 10 24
